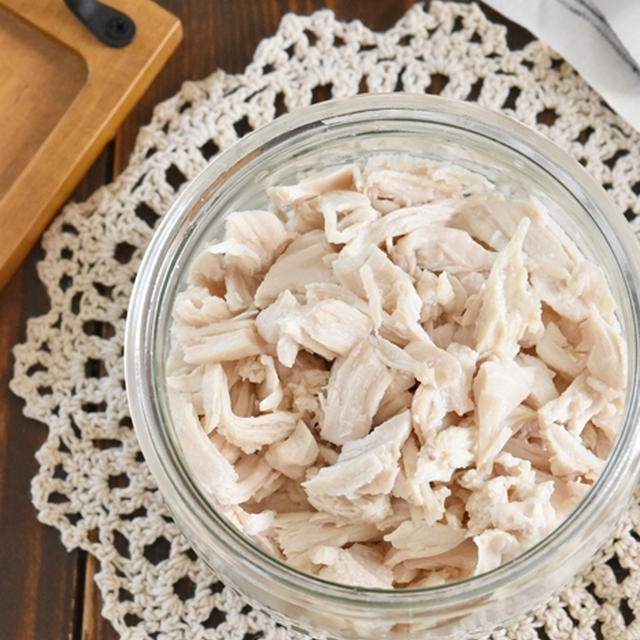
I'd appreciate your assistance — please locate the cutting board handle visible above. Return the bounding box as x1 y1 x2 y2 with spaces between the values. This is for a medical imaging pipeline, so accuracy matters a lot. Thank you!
64 0 136 47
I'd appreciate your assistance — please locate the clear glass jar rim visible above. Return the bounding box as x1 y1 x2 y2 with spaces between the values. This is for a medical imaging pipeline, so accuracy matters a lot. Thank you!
125 93 640 609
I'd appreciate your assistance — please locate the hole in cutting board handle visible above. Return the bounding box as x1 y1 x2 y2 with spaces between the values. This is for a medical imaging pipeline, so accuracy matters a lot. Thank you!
64 0 136 47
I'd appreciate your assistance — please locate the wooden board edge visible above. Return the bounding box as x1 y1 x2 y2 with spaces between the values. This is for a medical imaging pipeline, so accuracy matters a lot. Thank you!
0 6 182 290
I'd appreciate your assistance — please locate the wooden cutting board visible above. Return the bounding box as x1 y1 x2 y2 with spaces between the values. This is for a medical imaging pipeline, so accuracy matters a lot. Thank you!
0 0 182 289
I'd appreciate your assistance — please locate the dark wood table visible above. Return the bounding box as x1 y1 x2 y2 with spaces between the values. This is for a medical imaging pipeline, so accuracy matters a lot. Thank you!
0 2 529 637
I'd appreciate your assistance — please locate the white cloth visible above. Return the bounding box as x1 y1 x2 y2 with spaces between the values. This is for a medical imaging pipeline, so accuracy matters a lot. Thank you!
484 0 640 132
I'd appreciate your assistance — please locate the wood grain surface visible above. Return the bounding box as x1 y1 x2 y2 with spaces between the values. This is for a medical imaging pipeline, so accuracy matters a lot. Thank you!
0 0 182 289
0 2 529 638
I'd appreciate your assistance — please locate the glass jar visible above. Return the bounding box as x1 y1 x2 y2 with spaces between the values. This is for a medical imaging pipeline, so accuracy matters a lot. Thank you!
125 94 640 639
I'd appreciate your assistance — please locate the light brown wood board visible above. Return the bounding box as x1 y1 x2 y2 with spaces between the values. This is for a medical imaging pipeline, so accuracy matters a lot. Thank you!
0 0 182 289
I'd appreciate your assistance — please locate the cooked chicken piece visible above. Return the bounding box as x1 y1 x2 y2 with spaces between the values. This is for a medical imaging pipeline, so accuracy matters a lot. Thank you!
267 164 361 207
462 453 557 545
245 476 312 514
292 193 377 239
502 437 550 472
362 155 490 213
254 231 337 307
581 422 599 453
375 336 437 387
277 352 330 420
384 521 467 566
392 433 451 524
320 337 392 445
408 272 462 340
310 190 373 244
451 291 483 348
304 281 368 309
265 420 319 479
303 412 411 520
587 376 625 443
452 195 579 276
536 321 584 379
458 271 486 296
538 373 607 437
397 538 478 578
414 269 440 324
411 385 451 442
229 379 256 416
334 205 380 240
181 323 264 364
570 262 616 319
539 415 606 480
414 426 475 484
551 478 591 518
474 218 543 361
188 250 225 294
167 363 203 395
301 492 393 525
409 333 467 389
168 391 241 505
473 530 521 575
473 360 536 472
406 569 462 588
317 444 339 466
228 505 276 537
223 266 259 312
442 485 469 530
291 198 324 234
203 363 298 454
555 314 583 347
373 370 414 425
530 260 616 324
223 505 282 559
371 498 412 535
363 167 448 213
306 279 391 344
311 544 394 589
261 293 371 368
333 245 423 339
516 353 558 409
257 354 283 412
174 287 231 326
353 201 460 248
234 356 266 384
359 261 384 331
436 272 468 317
235 453 285 503
443 342 478 414
174 311 257 343
278 298 373 364
391 226 494 276
410 343 476 442
209 431 242 464
207 209 289 275
506 404 539 439
392 563 420 586
432 323 457 349
269 511 380 570
579 307 626 389
255 289 301 365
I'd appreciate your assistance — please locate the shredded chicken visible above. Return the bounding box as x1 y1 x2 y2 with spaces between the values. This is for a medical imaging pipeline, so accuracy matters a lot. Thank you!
320 337 392 444
166 155 626 589
302 411 411 523
311 544 394 588
207 209 289 276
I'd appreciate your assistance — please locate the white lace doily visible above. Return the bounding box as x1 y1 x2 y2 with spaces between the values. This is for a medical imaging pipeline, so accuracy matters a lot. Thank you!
10 3 640 638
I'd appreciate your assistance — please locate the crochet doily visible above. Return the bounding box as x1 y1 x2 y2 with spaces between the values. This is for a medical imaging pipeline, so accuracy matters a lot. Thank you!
10 3 640 638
